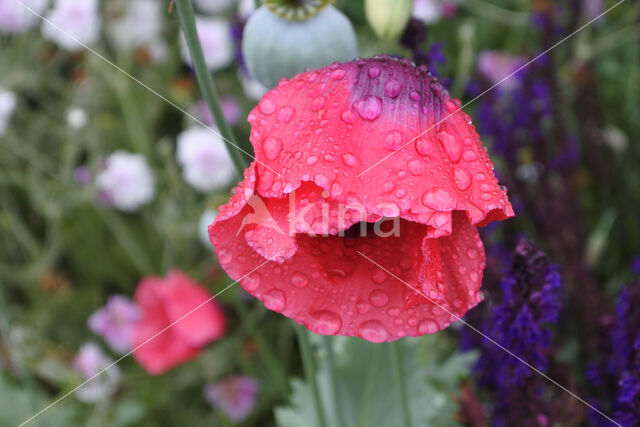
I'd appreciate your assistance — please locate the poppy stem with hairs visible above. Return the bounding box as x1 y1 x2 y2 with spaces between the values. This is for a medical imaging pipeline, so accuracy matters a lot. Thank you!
389 341 412 427
296 326 327 427
174 0 246 176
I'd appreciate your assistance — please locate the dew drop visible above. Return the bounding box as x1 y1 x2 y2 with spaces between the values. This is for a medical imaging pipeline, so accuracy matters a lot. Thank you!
409 90 421 101
453 167 472 190
342 153 356 166
353 95 382 120
467 248 478 259
356 300 370 314
277 106 295 122
384 130 405 150
331 69 346 80
368 66 381 79
384 78 402 98
263 289 286 312
291 271 309 288
243 273 261 291
417 319 439 334
330 182 343 197
341 110 356 124
438 132 463 163
421 187 457 211
311 96 327 112
369 289 389 307
314 174 328 186
308 310 342 335
306 156 318 165
262 136 282 160
217 249 232 264
357 320 389 343
415 138 437 156
463 150 477 161
372 270 386 284
259 98 276 115
408 159 424 175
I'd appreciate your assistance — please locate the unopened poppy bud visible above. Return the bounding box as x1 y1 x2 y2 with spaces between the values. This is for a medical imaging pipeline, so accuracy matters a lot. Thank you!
365 0 413 40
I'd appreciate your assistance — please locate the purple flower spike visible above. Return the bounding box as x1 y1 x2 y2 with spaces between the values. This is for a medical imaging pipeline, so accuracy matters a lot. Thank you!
204 376 260 422
88 295 140 354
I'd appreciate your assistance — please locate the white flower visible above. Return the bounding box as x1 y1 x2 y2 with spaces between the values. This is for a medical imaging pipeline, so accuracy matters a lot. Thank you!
66 107 87 129
413 0 460 23
72 343 121 403
177 126 235 193
42 0 100 51
107 0 166 62
0 87 17 135
96 151 155 212
194 0 235 15
0 0 48 34
180 17 233 71
198 209 217 248
237 0 256 20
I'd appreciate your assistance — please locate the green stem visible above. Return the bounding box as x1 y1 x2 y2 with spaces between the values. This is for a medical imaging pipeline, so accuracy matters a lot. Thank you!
322 336 345 427
389 341 412 427
295 326 327 427
174 0 246 176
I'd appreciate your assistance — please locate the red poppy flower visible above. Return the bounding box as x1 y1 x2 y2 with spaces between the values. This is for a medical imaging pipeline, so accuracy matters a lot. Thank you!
210 56 513 342
132 269 226 374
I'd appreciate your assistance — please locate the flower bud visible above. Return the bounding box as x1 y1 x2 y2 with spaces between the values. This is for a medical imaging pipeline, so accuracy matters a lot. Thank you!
365 0 412 40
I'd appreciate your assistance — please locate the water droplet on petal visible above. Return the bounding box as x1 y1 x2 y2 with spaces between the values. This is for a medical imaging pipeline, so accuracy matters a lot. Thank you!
369 289 389 307
278 106 295 122
311 96 327 111
259 98 276 115
422 187 457 211
306 156 318 165
356 300 370 314
314 174 328 186
416 138 437 156
243 273 261 291
438 132 462 163
408 159 424 175
291 271 309 288
463 150 477 161
384 78 402 98
384 130 405 150
308 310 342 334
262 136 282 160
263 289 286 312
330 182 343 197
331 69 346 80
341 110 356 124
342 153 356 166
453 167 472 190
417 319 439 334
467 248 478 259
368 66 381 78
409 90 421 101
217 249 232 264
357 320 389 343
353 95 382 120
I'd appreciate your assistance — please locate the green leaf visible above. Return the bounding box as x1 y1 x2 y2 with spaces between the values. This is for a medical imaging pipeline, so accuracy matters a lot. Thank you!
0 373 74 427
275 334 476 427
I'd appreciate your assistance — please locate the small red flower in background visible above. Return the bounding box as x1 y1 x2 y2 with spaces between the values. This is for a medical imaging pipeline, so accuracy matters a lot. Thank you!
210 56 514 342
132 269 226 374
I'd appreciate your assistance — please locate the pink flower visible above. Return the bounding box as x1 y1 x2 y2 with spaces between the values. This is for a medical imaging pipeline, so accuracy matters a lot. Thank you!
132 269 226 375
477 50 526 92
88 295 140 354
0 0 47 34
204 376 259 422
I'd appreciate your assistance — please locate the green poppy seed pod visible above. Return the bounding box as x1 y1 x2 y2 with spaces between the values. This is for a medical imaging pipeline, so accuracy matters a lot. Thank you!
365 0 413 40
242 3 358 89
